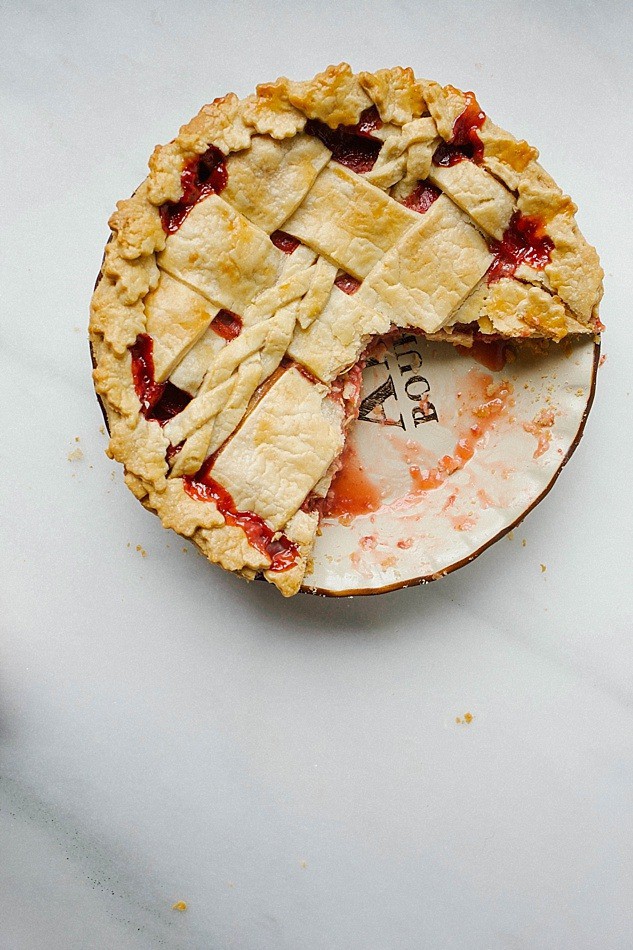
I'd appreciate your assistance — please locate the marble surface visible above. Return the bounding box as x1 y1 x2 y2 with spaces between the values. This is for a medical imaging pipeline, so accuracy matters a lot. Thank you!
1 1 632 947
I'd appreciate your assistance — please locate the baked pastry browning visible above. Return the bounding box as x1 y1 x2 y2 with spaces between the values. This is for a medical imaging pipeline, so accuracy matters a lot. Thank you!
90 64 603 596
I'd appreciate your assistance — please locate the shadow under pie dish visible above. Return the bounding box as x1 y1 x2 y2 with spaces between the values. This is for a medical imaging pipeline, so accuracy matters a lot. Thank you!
90 63 604 597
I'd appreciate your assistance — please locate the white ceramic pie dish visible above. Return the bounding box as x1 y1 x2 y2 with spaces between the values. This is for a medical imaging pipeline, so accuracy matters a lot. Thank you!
304 335 599 595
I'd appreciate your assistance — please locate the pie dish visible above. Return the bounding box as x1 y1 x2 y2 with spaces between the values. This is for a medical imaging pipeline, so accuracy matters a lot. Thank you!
90 63 604 597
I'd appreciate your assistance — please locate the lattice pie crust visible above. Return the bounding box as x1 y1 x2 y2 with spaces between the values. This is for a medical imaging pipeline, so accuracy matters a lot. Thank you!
90 64 603 596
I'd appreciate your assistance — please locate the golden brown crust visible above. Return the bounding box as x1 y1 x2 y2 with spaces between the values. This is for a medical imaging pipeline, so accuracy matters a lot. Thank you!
90 64 604 596
242 83 307 139
358 67 427 125
284 63 372 128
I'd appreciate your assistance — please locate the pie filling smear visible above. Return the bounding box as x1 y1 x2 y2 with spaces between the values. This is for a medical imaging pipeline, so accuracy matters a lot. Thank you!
93 66 603 594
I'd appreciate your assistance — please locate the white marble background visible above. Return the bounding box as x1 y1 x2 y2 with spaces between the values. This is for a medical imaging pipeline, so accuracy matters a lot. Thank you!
1 1 632 947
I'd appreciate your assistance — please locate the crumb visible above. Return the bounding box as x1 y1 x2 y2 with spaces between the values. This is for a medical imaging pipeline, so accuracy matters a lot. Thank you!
99 425 106 435
522 539 527 547
455 712 473 725
182 547 188 554
136 544 147 558
227 881 235 889
75 436 80 442
507 531 514 541
540 563 546 573
359 535 377 551
523 407 555 458
451 515 476 531
476 488 494 510
442 492 458 511
172 901 187 912
300 860 308 869
350 551 362 570
67 447 83 462
599 354 607 367
366 404 384 422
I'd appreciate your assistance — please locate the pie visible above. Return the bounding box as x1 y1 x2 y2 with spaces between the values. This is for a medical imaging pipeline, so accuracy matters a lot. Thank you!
90 64 603 596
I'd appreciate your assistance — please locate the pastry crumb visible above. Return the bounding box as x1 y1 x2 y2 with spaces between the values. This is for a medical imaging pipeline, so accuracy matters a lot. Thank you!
300 860 308 869
172 901 187 912
540 563 546 573
136 544 147 558
599 354 606 367
523 407 555 458
67 447 84 462
359 534 377 551
455 712 474 725
522 539 527 547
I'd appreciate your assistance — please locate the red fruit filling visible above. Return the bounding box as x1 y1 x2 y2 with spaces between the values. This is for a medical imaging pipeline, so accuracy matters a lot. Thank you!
130 334 192 424
432 91 486 167
401 180 441 214
305 106 383 174
302 360 367 519
322 439 383 520
183 455 299 573
210 309 243 341
487 211 554 283
159 145 228 234
270 230 301 254
334 272 361 295
456 338 508 372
